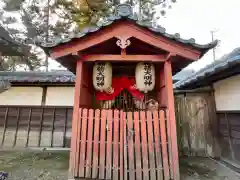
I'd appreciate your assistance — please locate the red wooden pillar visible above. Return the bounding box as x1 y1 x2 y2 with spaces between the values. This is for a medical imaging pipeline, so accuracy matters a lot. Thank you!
164 60 180 180
69 59 83 179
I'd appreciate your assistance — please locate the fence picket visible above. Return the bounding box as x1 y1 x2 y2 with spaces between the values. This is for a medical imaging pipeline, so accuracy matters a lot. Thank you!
99 109 107 179
153 111 163 180
127 112 135 180
134 111 142 180
159 110 170 180
85 109 94 178
78 109 88 177
120 111 124 180
113 110 120 180
105 110 113 179
123 112 128 180
165 109 173 179
92 109 100 179
147 111 156 180
72 108 81 177
140 111 149 180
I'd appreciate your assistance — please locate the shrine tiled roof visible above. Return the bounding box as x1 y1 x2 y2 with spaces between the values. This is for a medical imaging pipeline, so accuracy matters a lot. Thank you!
38 4 217 58
0 70 76 83
174 47 240 89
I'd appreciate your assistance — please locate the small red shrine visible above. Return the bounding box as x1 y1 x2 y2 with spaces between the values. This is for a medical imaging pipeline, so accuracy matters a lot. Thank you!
40 4 217 180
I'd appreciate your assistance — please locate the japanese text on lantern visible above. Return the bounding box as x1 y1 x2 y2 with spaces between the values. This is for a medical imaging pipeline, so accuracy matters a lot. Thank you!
96 63 105 87
143 63 152 86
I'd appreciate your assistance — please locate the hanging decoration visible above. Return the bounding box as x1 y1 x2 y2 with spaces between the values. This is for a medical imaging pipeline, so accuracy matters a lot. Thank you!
96 76 144 101
135 62 155 93
93 62 112 92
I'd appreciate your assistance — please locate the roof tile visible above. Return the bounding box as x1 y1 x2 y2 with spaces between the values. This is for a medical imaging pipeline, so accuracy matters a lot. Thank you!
174 48 240 89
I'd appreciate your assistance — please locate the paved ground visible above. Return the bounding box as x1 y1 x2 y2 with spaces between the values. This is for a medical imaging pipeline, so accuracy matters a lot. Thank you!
180 157 240 180
0 150 240 180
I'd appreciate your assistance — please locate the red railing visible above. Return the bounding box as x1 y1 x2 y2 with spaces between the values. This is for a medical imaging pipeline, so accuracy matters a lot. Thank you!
72 108 171 180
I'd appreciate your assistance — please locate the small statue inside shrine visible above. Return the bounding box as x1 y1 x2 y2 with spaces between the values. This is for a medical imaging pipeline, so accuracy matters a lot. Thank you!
146 99 159 112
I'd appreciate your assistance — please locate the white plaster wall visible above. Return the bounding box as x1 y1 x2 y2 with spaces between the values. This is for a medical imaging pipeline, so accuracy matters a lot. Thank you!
214 74 240 111
45 87 74 106
0 87 43 105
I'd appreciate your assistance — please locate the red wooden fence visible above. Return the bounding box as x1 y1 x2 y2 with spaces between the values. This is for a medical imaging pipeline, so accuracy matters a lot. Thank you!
72 108 171 180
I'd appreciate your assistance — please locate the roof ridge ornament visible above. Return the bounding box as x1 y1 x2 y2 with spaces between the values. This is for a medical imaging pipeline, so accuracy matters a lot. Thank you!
116 37 131 49
115 4 133 17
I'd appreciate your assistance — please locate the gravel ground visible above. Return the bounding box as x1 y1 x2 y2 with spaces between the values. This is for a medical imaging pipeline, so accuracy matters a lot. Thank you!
0 150 69 180
0 150 240 180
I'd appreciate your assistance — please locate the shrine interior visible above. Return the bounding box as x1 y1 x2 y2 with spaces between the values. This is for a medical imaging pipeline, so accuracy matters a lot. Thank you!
89 62 164 111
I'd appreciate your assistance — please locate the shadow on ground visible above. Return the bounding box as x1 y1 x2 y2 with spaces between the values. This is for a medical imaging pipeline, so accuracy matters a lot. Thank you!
0 151 240 180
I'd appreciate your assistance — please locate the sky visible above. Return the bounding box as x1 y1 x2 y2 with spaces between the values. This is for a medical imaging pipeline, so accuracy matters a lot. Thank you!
158 0 240 71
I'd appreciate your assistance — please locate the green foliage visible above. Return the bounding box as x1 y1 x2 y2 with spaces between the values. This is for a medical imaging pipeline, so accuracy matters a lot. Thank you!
0 0 46 71
0 47 44 71
2 0 177 40
0 0 177 71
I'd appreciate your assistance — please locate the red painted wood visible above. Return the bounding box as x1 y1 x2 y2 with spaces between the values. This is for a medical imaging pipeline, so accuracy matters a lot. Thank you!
113 110 120 180
51 21 201 61
158 67 167 108
147 111 156 180
74 108 82 176
99 109 107 179
123 112 128 180
82 54 166 62
105 110 113 179
92 109 100 178
140 111 149 180
120 111 124 180
71 108 174 180
134 112 142 180
78 108 88 177
127 112 135 180
85 109 94 177
164 60 180 180
166 109 173 179
79 63 92 108
153 111 163 180
69 60 83 177
159 110 169 180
